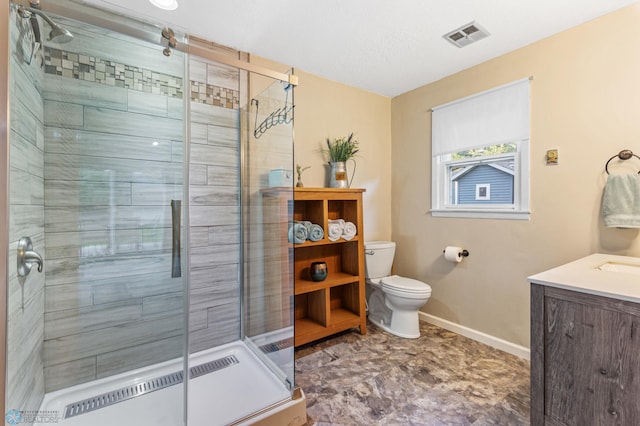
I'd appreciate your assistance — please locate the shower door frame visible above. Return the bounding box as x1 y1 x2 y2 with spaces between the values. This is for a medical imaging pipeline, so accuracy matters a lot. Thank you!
1 0 10 419
0 0 298 419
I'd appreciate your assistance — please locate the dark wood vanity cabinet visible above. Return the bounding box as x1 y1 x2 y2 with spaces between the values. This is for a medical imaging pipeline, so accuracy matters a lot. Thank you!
531 284 640 426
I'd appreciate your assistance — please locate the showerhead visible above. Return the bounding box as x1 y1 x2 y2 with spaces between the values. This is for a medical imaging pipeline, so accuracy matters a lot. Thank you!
19 6 74 44
47 20 74 43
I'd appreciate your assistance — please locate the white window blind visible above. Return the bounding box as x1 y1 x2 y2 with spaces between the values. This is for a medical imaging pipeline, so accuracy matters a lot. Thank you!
432 78 530 155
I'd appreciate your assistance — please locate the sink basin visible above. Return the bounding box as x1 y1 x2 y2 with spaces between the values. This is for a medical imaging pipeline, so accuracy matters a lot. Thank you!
596 261 640 275
529 254 640 304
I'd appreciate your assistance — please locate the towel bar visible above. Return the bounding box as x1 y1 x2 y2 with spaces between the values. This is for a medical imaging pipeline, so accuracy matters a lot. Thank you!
605 149 640 174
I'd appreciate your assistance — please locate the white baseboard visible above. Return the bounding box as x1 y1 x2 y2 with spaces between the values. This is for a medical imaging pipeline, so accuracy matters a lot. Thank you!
418 312 530 360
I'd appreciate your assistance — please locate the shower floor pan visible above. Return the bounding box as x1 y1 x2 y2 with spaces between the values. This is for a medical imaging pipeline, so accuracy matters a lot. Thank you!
36 339 300 426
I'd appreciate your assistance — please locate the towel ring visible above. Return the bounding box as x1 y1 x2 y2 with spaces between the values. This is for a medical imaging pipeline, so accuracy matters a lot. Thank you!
605 149 640 174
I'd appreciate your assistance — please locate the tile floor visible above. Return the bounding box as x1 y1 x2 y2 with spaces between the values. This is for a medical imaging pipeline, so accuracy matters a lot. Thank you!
295 322 530 425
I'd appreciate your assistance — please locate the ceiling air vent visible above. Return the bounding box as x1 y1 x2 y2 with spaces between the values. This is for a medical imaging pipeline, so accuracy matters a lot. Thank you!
444 21 490 48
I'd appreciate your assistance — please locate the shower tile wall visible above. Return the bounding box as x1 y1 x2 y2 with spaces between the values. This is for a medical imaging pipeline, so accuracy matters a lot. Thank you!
187 56 241 353
7 8 46 415
38 19 242 391
41 29 185 392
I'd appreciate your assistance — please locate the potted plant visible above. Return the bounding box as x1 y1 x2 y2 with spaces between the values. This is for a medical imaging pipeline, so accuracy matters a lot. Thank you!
326 133 358 188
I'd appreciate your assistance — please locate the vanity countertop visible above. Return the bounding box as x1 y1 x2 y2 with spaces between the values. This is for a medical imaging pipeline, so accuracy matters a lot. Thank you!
528 253 640 303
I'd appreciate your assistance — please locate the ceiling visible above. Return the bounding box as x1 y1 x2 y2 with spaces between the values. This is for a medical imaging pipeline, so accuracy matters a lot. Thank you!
83 0 639 97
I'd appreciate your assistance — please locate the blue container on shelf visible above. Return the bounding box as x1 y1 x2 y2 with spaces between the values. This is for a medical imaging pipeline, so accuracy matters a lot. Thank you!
310 262 328 282
268 169 293 187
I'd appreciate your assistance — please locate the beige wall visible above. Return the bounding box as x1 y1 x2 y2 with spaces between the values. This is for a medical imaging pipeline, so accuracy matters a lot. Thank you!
295 71 392 240
250 56 393 241
391 3 640 348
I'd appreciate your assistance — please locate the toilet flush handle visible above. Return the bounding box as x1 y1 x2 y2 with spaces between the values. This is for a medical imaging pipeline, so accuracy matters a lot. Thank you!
365 250 375 255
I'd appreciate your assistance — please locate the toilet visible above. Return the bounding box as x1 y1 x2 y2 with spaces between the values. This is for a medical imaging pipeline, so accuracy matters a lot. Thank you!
364 241 432 338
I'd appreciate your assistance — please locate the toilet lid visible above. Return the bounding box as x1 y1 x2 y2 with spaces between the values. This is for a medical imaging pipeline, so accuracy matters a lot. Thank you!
381 275 431 294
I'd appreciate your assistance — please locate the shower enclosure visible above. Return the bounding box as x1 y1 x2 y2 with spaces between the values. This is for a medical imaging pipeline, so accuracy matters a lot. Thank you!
1 0 301 424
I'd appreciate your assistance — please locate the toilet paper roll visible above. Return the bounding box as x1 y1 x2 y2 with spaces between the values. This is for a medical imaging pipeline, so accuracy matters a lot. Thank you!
444 246 464 263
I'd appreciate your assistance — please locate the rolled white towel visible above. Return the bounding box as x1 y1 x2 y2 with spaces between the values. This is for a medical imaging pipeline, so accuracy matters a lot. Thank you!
327 221 343 241
342 221 357 240
328 219 346 229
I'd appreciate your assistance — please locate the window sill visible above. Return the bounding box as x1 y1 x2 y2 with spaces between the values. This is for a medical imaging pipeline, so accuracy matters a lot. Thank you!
430 209 531 220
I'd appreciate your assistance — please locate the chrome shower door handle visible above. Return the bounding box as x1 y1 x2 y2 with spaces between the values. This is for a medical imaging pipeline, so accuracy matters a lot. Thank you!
171 200 181 278
17 236 44 277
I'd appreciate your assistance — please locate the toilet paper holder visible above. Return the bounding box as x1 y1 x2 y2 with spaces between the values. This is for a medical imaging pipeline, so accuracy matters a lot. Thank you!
442 248 470 257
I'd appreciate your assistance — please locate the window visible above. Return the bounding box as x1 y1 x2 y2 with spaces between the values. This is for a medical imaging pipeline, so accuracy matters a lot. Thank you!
431 79 530 220
447 144 517 206
475 184 490 201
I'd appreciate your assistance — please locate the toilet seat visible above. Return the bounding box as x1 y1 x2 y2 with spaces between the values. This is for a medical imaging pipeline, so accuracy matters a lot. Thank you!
381 275 432 297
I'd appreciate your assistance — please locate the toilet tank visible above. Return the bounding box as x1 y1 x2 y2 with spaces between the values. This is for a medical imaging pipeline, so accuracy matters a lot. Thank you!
364 241 396 279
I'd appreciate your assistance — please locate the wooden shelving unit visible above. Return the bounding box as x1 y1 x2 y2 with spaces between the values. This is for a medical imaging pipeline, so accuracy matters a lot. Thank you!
293 188 367 347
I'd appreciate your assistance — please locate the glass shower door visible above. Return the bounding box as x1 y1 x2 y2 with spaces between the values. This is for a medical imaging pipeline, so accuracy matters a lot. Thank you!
6 2 298 424
6 3 188 424
243 77 295 388
183 47 296 423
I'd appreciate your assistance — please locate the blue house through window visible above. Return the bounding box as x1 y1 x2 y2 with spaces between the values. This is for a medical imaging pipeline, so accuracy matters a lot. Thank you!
450 162 514 205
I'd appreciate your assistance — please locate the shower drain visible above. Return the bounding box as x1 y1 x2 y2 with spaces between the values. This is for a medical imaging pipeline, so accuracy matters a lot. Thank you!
259 337 294 354
64 355 239 419
190 353 239 379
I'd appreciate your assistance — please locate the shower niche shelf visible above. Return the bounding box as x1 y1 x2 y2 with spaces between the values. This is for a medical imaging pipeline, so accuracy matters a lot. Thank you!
292 188 366 347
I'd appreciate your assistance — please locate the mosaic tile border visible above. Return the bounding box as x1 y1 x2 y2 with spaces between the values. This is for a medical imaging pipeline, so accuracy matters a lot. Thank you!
190 81 239 110
44 46 183 98
43 47 240 110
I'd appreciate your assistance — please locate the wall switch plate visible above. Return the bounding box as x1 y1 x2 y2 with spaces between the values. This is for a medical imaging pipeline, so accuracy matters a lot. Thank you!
546 149 558 165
